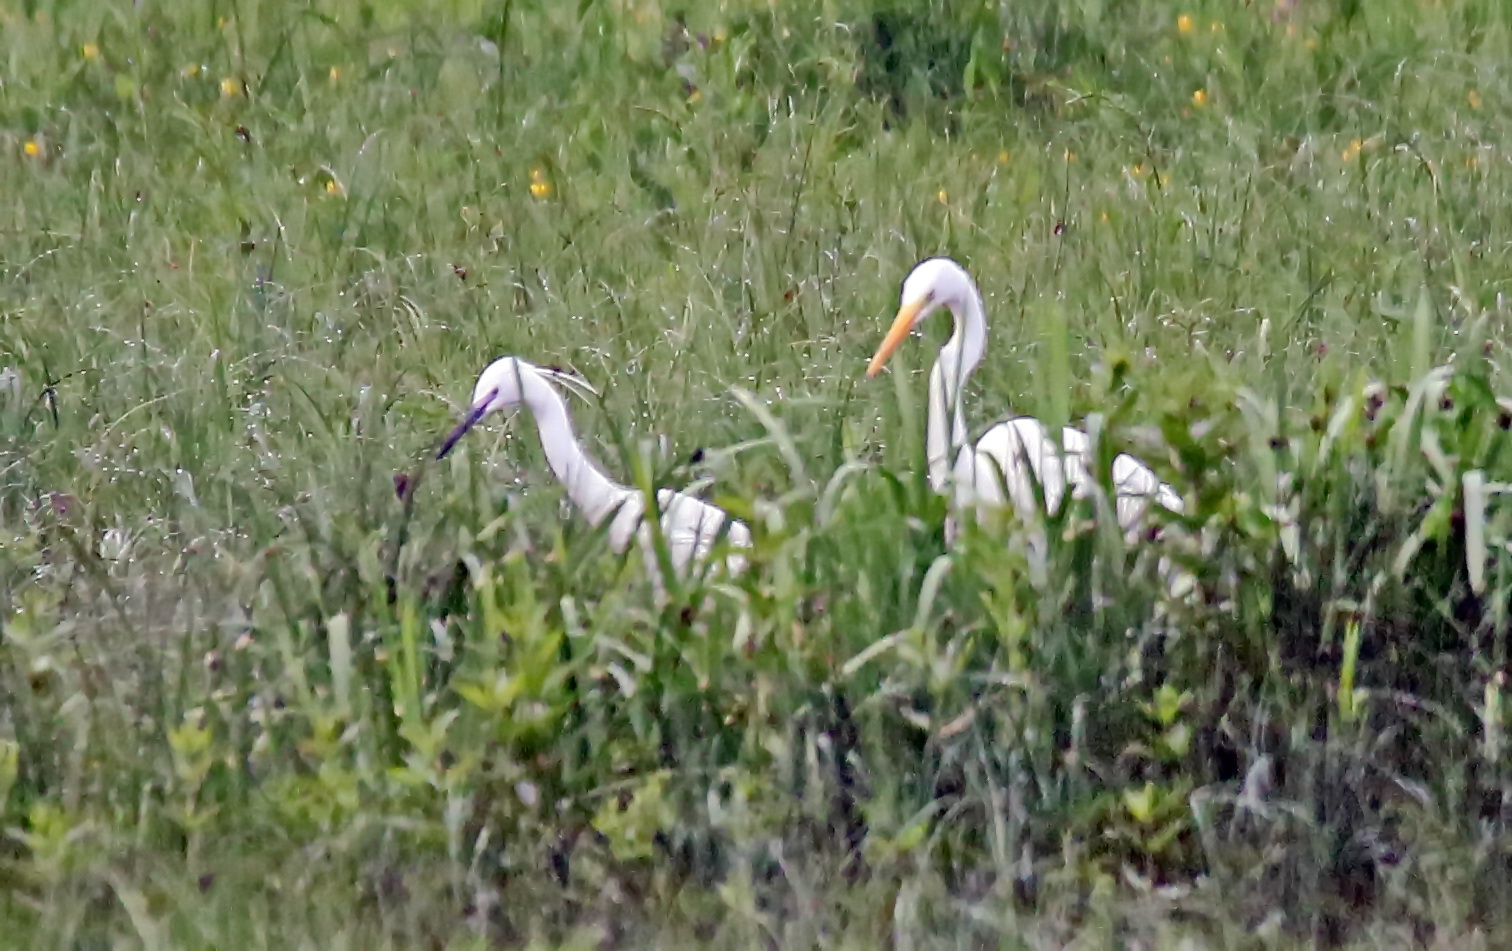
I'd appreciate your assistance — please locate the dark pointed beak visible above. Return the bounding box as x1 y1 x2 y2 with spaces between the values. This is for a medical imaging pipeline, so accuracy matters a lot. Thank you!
436 390 497 460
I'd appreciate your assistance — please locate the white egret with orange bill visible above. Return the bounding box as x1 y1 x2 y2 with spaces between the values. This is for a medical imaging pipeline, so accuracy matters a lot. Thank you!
866 257 1184 541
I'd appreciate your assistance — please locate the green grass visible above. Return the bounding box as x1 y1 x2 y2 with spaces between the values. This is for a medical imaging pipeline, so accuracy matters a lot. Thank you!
4 0 1512 945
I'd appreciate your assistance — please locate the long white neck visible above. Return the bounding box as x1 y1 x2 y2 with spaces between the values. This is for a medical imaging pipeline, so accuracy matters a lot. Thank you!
926 287 988 492
518 371 630 526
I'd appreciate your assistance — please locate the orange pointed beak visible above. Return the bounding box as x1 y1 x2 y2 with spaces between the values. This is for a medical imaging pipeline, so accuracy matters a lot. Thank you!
865 298 926 377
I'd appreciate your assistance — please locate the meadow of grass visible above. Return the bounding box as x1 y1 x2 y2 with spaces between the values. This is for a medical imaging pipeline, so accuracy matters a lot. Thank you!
4 0 1512 945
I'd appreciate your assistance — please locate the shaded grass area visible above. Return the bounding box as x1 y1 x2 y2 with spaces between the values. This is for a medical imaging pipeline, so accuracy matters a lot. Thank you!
4 0 1512 945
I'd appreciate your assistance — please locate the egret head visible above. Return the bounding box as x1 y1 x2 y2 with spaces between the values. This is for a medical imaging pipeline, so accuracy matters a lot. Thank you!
436 356 597 460
865 257 978 377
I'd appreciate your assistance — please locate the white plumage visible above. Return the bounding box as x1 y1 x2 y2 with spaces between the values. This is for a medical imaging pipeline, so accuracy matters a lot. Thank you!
437 356 750 579
958 417 1186 537
866 257 1185 541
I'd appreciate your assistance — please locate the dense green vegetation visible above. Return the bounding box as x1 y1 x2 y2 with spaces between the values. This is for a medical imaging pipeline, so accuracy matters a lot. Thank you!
4 0 1512 945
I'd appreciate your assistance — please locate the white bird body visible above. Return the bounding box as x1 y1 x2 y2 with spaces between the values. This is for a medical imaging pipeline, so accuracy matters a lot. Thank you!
869 257 1185 542
609 486 752 578
956 417 1185 535
438 356 750 580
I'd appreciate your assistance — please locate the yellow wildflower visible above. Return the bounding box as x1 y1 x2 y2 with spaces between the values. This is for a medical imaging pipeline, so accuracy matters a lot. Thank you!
81 42 99 60
936 189 948 204
22 140 40 158
1157 171 1171 187
1130 163 1150 178
324 178 345 196
1100 210 1110 223
1468 88 1483 110
1342 138 1363 162
997 150 1010 165
1177 14 1194 35
220 76 241 97
329 66 341 82
181 63 201 78
1192 89 1209 107
529 169 552 198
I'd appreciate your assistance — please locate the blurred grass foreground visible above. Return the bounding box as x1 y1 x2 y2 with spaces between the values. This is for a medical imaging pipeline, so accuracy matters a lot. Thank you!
5 0 1512 946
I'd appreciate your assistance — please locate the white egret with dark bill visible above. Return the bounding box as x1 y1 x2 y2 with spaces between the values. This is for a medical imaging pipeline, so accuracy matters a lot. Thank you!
437 356 751 580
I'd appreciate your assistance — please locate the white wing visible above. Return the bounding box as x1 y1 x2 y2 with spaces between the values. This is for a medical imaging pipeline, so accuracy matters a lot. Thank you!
644 487 751 576
1064 424 1183 529
963 416 1182 533
1110 448 1184 528
965 416 1071 516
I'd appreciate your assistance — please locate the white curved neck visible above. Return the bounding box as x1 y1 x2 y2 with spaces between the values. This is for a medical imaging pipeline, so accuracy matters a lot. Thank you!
518 372 630 526
926 286 988 491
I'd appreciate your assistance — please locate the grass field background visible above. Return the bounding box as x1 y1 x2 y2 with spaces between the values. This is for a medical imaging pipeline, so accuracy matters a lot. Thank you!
4 0 1512 946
